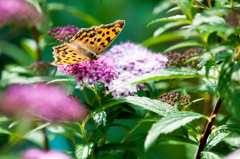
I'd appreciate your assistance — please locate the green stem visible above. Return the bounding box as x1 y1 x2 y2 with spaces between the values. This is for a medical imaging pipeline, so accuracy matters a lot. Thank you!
207 0 212 9
42 127 49 150
52 67 57 77
195 1 210 10
82 82 101 106
196 27 209 49
211 53 220 74
81 88 91 105
76 122 88 143
121 112 151 143
30 25 42 62
159 79 177 97
70 131 77 146
230 0 234 8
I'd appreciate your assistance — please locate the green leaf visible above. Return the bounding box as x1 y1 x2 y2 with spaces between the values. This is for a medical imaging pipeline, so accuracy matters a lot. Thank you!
131 147 165 159
46 79 76 84
75 142 94 159
201 151 223 159
0 41 33 65
21 39 37 61
205 129 231 151
207 31 217 46
205 124 240 151
142 30 198 47
144 111 205 150
163 40 204 53
153 21 189 37
86 96 178 123
153 0 173 15
48 3 101 26
123 96 178 116
90 110 120 143
93 111 107 130
171 85 215 94
1 72 56 86
232 61 240 84
47 125 72 141
147 15 188 27
0 127 11 135
24 123 50 137
217 55 240 120
107 68 216 94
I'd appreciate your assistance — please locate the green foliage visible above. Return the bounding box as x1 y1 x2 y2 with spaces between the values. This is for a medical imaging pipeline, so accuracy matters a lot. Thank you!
1 0 240 159
145 111 205 150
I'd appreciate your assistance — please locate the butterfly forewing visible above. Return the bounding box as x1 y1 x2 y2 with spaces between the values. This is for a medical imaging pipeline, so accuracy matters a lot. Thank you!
95 20 125 54
51 43 90 66
70 26 98 53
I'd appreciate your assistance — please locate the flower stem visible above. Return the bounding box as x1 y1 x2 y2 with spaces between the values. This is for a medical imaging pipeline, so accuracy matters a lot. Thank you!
195 98 222 159
81 88 91 105
207 0 212 9
42 127 49 150
76 122 88 143
211 53 220 74
30 25 42 62
82 82 101 106
121 111 151 143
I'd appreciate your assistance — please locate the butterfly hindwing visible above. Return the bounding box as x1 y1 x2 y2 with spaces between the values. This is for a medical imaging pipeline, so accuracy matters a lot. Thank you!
51 43 90 66
70 26 98 53
95 20 125 54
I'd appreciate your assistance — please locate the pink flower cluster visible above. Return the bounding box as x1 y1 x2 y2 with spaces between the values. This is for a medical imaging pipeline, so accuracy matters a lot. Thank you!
0 0 42 26
105 42 167 97
58 56 118 90
47 25 80 43
56 41 167 98
0 84 87 122
21 148 71 159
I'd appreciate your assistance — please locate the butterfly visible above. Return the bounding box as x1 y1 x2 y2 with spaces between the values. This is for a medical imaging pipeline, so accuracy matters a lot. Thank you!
51 20 125 66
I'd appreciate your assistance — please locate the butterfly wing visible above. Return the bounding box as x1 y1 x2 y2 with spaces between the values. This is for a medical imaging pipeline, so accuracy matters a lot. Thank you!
95 20 125 54
51 43 90 66
69 26 98 53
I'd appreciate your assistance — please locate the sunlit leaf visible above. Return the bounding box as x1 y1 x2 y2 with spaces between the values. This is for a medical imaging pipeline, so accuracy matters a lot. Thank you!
147 15 188 27
108 68 216 94
145 111 205 150
163 40 204 53
75 142 93 159
153 21 189 37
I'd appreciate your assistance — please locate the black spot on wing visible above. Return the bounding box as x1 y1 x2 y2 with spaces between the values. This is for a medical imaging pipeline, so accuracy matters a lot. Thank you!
90 41 94 44
57 57 61 62
89 33 95 38
97 38 101 42
98 31 102 34
106 37 111 43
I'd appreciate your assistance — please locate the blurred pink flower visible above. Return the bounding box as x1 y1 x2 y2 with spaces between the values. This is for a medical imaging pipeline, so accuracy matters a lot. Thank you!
0 84 87 122
0 0 43 26
48 25 80 43
21 148 71 159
